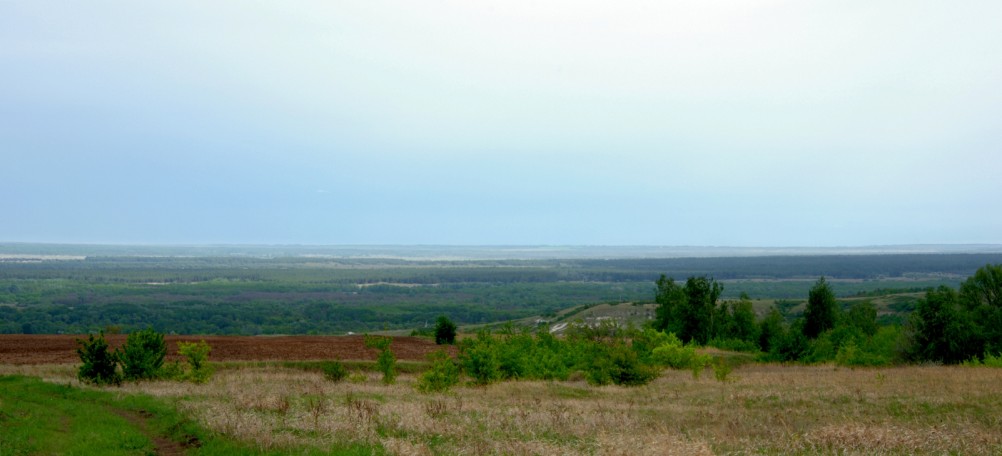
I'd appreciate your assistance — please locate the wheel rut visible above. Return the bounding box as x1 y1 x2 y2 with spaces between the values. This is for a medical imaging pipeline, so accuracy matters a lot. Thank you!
109 407 200 456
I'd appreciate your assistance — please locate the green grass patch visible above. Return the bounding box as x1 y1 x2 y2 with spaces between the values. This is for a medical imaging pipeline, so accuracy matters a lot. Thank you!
0 375 385 456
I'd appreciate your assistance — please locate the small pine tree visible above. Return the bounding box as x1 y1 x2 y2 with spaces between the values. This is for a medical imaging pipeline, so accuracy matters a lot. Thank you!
119 327 167 381
76 332 121 385
434 316 457 345
803 277 838 339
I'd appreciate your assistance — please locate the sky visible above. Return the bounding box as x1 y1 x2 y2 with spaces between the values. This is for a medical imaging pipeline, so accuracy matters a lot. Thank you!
2 1 1001 246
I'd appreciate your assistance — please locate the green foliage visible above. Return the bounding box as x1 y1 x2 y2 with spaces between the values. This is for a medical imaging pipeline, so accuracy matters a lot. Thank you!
415 350 460 393
908 286 972 363
758 307 786 353
178 340 213 383
321 361 349 383
963 352 1002 368
649 332 697 368
959 264 1002 354
75 332 121 386
434 315 457 345
3 252 995 336
803 277 838 339
725 294 760 342
846 300 879 337
364 335 397 385
0 375 385 455
118 327 166 381
458 331 501 385
707 337 761 353
712 357 734 382
764 319 810 362
653 275 724 345
583 341 659 386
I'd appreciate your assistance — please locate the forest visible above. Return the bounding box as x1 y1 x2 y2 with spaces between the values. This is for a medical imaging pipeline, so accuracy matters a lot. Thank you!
2 251 1001 336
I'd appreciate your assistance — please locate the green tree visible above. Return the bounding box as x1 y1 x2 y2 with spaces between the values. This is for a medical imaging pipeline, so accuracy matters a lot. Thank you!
758 307 786 353
959 264 1002 353
803 277 838 339
653 275 723 344
434 315 457 345
76 332 121 386
364 335 397 384
653 275 684 335
118 327 166 381
727 293 760 342
960 264 1002 310
177 340 213 383
909 286 972 364
680 276 723 345
845 300 878 337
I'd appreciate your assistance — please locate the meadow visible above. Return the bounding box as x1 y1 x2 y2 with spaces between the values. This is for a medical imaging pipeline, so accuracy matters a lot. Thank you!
3 361 1001 455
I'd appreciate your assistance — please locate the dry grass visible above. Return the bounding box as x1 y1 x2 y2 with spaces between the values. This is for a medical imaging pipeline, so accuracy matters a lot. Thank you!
4 363 1001 455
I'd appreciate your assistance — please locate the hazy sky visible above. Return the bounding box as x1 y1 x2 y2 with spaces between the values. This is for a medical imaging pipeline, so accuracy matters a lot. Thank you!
3 1 1001 246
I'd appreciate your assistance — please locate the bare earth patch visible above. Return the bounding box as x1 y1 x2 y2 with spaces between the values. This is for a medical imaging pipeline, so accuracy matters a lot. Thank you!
0 334 451 364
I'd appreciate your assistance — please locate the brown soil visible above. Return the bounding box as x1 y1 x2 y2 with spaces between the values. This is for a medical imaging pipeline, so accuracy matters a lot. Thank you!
0 334 454 365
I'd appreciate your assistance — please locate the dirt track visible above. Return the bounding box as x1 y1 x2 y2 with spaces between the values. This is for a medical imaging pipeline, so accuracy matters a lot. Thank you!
0 335 454 365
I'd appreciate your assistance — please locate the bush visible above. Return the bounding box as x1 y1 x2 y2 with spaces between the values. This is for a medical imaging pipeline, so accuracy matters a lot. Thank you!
364 335 396 385
459 331 501 385
584 341 659 386
119 328 167 381
416 350 460 393
434 316 457 345
963 352 1002 368
76 332 121 386
712 357 734 383
321 361 349 383
707 337 761 353
178 340 213 383
650 332 700 369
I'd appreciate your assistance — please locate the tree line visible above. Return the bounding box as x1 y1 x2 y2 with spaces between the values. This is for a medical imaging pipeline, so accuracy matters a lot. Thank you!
653 264 1002 365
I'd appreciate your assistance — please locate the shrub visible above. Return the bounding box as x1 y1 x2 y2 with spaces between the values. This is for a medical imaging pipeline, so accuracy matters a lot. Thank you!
650 332 699 369
712 357 734 383
707 337 761 353
416 350 460 393
459 331 501 385
76 332 121 386
963 352 1002 368
119 328 167 381
160 360 185 380
434 316 457 345
321 361 349 383
364 335 396 385
178 340 213 383
584 341 659 386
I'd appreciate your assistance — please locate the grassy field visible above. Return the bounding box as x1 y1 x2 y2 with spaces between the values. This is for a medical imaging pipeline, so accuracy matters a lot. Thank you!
3 363 1000 455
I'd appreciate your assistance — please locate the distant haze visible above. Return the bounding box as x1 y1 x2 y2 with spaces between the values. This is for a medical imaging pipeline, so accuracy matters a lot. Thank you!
3 2 1000 246
3 243 1002 261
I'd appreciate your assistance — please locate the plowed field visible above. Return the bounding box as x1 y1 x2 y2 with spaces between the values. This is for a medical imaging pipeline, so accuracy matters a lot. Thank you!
0 335 453 365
